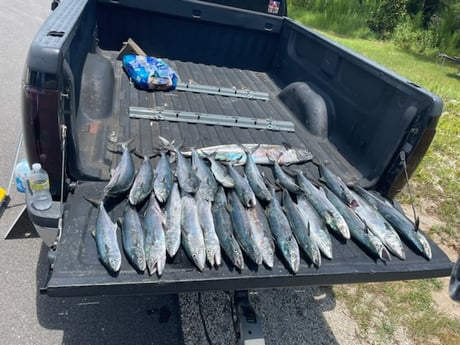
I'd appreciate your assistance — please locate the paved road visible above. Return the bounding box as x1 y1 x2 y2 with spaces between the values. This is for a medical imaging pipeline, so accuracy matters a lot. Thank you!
0 1 359 344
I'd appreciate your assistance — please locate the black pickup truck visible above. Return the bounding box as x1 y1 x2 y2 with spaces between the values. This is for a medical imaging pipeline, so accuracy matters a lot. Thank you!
22 0 451 304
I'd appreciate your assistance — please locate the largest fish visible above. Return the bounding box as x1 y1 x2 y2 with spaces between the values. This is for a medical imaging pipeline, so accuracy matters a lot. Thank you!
182 143 313 166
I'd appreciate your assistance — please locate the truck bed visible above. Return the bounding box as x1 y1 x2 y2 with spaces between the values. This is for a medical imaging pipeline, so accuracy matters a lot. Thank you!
42 50 452 297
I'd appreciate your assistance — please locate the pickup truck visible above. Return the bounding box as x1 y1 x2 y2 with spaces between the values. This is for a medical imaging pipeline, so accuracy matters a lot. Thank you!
22 0 452 327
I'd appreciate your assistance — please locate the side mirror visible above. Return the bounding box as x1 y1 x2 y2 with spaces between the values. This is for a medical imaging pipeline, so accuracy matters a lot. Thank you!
449 256 460 301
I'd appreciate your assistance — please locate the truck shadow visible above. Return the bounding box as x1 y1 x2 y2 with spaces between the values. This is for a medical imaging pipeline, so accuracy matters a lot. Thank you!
178 288 341 345
35 244 185 345
36 244 342 345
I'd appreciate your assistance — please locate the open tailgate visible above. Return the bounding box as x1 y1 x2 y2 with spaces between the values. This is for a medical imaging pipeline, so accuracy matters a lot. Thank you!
43 182 452 297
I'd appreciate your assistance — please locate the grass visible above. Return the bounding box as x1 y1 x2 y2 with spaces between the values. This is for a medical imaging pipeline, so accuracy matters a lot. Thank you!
289 5 460 344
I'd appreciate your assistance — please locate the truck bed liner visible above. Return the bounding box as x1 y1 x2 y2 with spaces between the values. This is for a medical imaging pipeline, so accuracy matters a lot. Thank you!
75 50 360 184
44 181 452 297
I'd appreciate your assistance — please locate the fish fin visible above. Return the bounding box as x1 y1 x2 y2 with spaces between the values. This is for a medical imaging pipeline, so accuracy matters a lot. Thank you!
90 227 96 238
307 221 311 236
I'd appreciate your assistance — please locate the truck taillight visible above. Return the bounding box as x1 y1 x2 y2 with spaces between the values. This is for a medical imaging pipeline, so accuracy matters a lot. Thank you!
22 85 62 197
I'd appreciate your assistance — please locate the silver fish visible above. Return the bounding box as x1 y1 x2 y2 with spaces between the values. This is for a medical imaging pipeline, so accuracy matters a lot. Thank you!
324 187 390 261
164 182 182 257
351 191 406 260
196 194 221 267
228 190 262 265
154 151 174 203
243 145 272 202
192 148 218 201
296 194 333 260
318 164 358 207
282 189 321 267
175 147 200 194
158 136 200 194
181 192 206 271
267 153 301 194
246 199 276 268
121 204 146 272
182 143 313 166
143 194 166 276
296 171 350 240
86 198 122 273
212 187 245 269
352 185 431 260
129 156 154 205
227 164 257 208
265 188 300 273
205 154 235 188
104 139 135 197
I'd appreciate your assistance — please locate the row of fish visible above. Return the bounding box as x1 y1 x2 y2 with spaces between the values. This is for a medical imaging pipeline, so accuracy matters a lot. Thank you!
88 138 432 276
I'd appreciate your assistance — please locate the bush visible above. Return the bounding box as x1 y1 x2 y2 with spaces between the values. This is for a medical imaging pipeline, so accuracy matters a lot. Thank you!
367 0 408 39
392 13 439 55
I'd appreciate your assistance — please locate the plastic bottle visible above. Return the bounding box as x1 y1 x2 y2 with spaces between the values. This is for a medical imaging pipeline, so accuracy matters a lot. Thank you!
15 159 31 193
29 163 52 210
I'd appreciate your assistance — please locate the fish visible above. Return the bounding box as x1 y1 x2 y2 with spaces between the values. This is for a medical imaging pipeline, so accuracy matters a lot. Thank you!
243 145 272 202
282 189 321 267
323 187 391 261
267 153 301 194
153 151 174 203
352 185 431 260
180 192 206 271
121 203 146 272
205 154 235 188
227 164 257 208
192 148 218 201
212 187 245 269
104 139 136 197
196 194 221 267
143 194 167 276
350 191 406 260
265 188 300 273
159 136 200 194
317 164 358 207
85 197 122 273
181 143 313 166
164 182 182 257
296 171 350 240
296 194 333 260
129 155 154 205
246 199 276 268
228 190 263 265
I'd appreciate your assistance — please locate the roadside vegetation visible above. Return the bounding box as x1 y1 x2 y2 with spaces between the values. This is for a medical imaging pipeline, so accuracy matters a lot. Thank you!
288 1 460 343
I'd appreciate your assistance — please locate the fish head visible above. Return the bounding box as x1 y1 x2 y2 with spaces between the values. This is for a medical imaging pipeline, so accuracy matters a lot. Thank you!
386 234 406 260
416 232 432 260
232 245 245 270
191 247 206 271
134 247 146 271
108 256 122 272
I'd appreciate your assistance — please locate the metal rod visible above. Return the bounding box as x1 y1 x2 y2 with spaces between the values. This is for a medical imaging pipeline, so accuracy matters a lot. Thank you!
176 82 269 101
7 131 24 196
129 107 295 132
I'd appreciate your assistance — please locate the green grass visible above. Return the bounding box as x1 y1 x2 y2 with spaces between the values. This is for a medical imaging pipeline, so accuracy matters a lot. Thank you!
289 8 460 345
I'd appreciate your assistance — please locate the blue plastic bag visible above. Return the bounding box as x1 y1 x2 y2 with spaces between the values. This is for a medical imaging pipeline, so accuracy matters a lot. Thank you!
122 55 178 91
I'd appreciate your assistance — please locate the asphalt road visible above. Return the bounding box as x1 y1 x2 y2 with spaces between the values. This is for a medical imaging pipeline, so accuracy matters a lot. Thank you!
0 1 360 344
